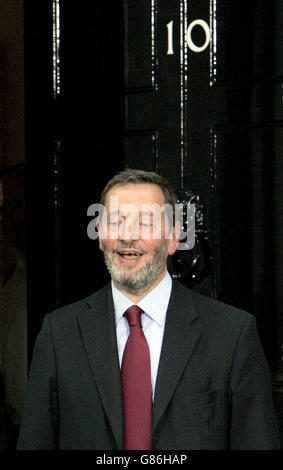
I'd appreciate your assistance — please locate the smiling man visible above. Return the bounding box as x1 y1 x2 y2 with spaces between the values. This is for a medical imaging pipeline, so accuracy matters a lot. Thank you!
17 169 279 450
99 182 178 302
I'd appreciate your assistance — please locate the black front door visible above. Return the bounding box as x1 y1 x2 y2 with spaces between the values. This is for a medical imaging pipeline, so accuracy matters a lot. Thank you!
24 0 282 443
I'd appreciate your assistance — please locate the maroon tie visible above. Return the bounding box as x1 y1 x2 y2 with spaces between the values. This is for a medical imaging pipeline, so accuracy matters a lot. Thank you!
121 305 152 450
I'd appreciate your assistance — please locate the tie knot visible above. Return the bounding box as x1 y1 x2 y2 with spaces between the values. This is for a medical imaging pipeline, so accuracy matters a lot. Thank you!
124 305 143 327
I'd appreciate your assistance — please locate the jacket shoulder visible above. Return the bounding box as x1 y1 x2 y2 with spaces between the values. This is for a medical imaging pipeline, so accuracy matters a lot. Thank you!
47 283 110 324
173 279 253 328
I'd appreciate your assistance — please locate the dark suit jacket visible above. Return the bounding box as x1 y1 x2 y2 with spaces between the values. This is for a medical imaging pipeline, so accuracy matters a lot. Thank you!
17 280 279 449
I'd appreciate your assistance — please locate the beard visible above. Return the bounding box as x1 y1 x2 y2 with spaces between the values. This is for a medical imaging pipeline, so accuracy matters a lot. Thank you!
101 241 169 295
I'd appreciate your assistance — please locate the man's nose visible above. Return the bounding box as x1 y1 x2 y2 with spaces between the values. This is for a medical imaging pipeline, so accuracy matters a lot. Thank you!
119 218 139 241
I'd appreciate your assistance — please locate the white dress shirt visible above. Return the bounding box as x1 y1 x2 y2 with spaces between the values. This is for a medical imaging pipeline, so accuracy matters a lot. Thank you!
112 271 172 401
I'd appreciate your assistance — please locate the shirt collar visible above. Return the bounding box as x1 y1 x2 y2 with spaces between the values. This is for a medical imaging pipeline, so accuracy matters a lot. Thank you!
112 271 172 327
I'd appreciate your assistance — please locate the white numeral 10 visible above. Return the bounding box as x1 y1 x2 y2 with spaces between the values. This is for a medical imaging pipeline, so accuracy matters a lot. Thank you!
166 19 210 55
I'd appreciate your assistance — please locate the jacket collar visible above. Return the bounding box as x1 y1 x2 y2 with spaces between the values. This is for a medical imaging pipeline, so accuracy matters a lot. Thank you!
77 284 124 449
152 279 202 435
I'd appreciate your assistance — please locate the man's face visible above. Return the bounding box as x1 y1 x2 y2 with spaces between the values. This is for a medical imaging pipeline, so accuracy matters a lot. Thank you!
99 183 178 296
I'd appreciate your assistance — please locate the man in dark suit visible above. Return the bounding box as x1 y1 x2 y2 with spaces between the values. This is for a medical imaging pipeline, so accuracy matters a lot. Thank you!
17 169 279 450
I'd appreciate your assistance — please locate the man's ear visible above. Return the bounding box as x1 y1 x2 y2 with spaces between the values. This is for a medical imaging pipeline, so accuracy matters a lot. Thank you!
97 221 103 252
167 221 180 256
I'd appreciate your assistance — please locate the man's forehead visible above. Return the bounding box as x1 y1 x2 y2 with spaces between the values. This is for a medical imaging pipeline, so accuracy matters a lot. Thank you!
105 182 165 205
108 207 165 217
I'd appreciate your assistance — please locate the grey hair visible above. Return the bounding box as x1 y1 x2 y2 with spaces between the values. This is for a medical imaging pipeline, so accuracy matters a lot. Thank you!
99 168 178 212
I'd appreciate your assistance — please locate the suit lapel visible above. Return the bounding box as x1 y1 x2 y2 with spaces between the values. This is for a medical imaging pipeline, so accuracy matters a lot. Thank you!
152 280 202 434
76 285 124 449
